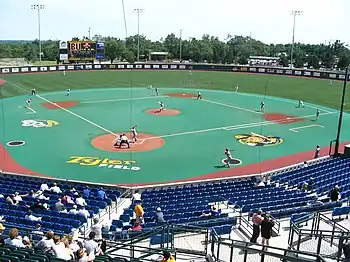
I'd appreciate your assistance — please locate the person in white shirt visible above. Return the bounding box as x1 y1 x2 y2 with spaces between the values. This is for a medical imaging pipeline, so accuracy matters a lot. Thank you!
78 207 90 219
36 231 55 250
25 211 42 222
75 195 87 206
32 224 44 236
132 190 141 204
51 235 72 260
5 228 26 248
40 183 49 191
13 192 24 202
69 205 79 215
50 183 62 194
91 218 102 240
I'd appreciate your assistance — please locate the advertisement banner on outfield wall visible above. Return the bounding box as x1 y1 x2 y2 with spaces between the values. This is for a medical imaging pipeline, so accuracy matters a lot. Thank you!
0 63 348 81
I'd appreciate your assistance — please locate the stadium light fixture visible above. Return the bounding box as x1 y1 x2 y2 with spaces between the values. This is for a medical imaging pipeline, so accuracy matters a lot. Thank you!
31 4 46 65
133 8 145 62
290 10 302 69
335 66 349 155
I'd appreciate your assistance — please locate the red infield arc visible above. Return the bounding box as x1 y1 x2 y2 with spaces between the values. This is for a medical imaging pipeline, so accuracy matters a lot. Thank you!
91 132 165 153
41 101 79 109
0 79 5 86
144 108 181 116
264 113 304 124
166 93 197 98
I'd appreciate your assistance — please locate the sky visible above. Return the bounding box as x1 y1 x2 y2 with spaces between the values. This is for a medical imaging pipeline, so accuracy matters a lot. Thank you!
0 0 349 45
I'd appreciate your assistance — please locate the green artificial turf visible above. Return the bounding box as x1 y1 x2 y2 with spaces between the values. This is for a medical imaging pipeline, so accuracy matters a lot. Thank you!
1 70 349 112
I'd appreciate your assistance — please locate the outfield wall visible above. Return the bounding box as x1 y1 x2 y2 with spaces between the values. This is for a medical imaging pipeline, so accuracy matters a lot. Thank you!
0 63 349 81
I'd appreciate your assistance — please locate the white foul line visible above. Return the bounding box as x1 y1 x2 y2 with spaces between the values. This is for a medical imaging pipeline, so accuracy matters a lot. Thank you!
201 98 263 115
6 80 118 137
81 95 167 104
289 124 325 133
144 112 335 140
26 106 36 114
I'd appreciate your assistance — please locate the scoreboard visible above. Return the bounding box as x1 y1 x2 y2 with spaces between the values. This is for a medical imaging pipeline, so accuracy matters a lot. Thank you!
59 40 105 62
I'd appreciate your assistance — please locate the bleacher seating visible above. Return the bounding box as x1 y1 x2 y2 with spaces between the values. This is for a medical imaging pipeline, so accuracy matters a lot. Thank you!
273 157 350 197
0 175 121 234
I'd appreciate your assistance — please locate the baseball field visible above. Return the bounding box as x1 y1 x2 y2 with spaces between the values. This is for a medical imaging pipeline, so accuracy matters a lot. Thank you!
0 70 349 186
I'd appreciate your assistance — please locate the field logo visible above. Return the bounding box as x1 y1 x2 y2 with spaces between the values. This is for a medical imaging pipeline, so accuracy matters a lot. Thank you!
21 119 59 128
235 132 283 147
67 156 140 171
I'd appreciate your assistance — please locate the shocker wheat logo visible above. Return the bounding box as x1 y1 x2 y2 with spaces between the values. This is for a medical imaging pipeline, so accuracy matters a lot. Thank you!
21 119 59 128
235 132 283 147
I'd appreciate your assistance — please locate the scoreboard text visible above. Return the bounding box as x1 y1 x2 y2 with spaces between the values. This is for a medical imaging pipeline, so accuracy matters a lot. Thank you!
68 41 96 61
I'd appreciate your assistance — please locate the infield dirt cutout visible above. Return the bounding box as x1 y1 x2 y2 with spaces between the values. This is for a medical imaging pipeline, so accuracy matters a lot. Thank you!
91 132 165 153
42 101 79 109
145 108 181 116
0 79 5 86
166 93 197 98
264 113 304 124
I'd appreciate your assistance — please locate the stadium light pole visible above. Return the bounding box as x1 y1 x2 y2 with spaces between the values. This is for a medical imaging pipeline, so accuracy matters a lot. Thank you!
31 4 45 65
335 66 349 155
290 10 302 69
179 29 183 61
133 8 144 62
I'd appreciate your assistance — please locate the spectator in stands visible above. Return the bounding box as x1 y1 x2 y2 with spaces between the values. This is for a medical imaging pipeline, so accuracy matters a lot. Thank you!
36 231 55 250
200 206 220 218
50 183 62 194
6 194 18 206
84 231 103 258
260 214 275 251
0 224 5 246
130 220 142 231
55 198 66 212
134 202 144 222
25 210 42 222
67 185 79 196
29 199 47 212
250 210 263 243
83 186 91 198
51 235 72 260
97 188 106 199
76 194 87 206
303 161 308 168
308 177 314 190
160 250 176 262
65 234 80 254
32 223 44 236
330 185 340 202
132 190 142 204
40 182 49 191
91 218 102 240
37 191 50 200
154 207 165 224
302 182 309 192
76 248 91 262
78 206 90 219
69 205 79 215
13 192 26 202
5 228 27 248
314 145 320 158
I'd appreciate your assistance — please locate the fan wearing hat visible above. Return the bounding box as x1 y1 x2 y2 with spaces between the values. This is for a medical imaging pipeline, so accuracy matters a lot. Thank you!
0 223 5 246
160 251 176 262
154 207 165 224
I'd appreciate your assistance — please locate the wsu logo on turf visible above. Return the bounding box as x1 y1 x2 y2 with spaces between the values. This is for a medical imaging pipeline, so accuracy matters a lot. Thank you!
235 132 283 147
66 156 140 171
21 119 59 128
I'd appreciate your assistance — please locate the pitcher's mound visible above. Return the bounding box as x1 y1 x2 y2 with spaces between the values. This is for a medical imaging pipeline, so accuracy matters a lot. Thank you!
91 132 165 153
0 79 5 86
145 108 181 116
42 101 79 109
166 93 197 98
264 113 304 124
